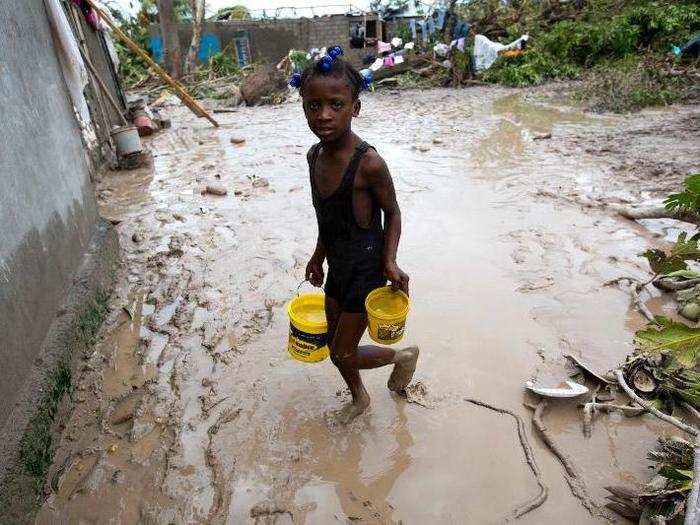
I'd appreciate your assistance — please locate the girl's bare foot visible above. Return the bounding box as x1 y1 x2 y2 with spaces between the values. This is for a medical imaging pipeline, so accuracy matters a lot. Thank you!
336 390 370 425
387 346 419 394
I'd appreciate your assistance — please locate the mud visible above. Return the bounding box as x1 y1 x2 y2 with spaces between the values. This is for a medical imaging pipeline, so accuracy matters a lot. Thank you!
38 88 699 524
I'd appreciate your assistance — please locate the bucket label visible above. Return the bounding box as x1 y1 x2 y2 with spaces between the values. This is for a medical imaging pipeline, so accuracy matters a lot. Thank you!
289 324 328 359
377 321 405 341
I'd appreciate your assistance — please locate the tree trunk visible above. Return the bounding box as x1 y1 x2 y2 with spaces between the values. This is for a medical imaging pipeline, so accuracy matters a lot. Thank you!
185 0 205 76
156 0 182 79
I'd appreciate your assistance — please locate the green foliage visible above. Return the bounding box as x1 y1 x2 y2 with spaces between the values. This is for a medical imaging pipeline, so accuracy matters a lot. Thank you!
214 5 252 20
665 173 700 215
288 49 309 72
624 2 700 48
202 47 240 78
634 316 700 368
476 0 700 110
17 290 109 493
18 359 71 485
574 57 692 113
642 231 700 275
140 0 192 20
482 50 579 86
370 0 410 16
115 40 150 86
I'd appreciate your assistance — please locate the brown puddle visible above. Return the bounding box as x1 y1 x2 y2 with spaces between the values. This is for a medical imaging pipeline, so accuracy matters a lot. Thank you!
38 88 699 523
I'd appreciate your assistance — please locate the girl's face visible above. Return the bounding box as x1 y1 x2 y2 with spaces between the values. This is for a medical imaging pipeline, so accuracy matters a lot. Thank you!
302 76 360 143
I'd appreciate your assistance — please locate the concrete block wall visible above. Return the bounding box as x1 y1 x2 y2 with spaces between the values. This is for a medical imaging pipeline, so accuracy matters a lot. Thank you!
162 14 403 67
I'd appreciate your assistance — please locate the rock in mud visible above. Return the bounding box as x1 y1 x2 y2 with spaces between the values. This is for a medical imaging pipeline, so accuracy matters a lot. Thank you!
203 184 228 196
212 84 241 106
680 302 700 322
677 285 700 322
230 137 246 145
252 177 270 188
533 132 552 140
202 319 226 349
240 65 288 106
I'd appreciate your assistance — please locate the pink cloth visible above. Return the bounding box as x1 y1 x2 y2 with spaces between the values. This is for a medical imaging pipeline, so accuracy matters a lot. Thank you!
377 41 392 54
383 55 395 67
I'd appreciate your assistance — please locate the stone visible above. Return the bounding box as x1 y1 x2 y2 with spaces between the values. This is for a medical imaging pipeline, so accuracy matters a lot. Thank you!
203 184 228 196
240 65 288 106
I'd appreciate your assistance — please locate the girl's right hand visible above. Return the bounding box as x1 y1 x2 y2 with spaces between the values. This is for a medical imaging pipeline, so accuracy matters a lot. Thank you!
305 258 325 287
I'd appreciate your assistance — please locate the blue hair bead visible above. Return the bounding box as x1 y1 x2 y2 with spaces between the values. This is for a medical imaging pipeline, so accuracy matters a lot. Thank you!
289 72 301 88
328 46 343 59
318 55 333 72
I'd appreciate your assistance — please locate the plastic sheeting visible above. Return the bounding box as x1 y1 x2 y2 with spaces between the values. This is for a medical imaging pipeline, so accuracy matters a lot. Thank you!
43 0 95 146
473 34 529 72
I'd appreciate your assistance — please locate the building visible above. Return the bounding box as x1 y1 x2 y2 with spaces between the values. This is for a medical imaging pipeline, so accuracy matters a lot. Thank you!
0 0 122 480
149 10 420 68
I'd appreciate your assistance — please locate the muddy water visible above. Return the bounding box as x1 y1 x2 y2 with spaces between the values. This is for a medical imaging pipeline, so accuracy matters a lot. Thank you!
38 89 698 524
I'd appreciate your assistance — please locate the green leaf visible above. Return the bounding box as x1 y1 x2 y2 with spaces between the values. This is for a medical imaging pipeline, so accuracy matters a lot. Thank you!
635 317 700 368
658 466 693 481
685 174 700 194
664 174 700 213
666 269 700 279
641 232 700 275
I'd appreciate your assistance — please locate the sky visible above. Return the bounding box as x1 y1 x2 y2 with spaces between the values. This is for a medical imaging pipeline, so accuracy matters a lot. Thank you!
109 0 374 18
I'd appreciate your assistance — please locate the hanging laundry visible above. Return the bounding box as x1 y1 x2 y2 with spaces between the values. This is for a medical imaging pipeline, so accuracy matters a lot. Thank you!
404 42 415 50
450 37 466 52
391 37 403 48
394 55 405 65
453 21 470 40
409 20 417 40
435 9 447 30
377 41 392 54
419 20 428 43
383 54 395 67
369 57 384 72
427 18 436 37
433 42 449 57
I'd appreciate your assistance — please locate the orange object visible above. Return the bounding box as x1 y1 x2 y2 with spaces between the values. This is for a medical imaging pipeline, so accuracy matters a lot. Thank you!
501 49 525 59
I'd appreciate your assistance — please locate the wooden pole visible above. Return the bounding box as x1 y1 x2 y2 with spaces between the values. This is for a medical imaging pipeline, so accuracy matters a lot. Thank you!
83 0 219 128
79 48 129 126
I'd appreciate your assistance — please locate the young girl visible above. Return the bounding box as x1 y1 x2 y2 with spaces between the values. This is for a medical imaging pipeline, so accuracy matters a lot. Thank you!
293 48 419 423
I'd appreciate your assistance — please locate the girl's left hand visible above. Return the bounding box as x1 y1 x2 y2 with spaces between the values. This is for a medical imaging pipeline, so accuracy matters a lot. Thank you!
385 261 409 295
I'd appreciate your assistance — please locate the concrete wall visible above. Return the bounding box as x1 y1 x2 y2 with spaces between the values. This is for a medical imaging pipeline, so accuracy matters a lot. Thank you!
153 14 415 67
0 0 103 428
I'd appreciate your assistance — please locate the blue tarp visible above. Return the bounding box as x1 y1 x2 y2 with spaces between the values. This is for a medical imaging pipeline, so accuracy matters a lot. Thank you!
148 33 221 63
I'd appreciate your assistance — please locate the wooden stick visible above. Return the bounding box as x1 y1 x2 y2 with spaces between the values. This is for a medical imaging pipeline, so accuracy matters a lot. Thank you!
78 48 128 126
686 438 700 525
465 398 548 521
527 400 610 519
84 0 219 128
614 370 698 436
614 370 700 525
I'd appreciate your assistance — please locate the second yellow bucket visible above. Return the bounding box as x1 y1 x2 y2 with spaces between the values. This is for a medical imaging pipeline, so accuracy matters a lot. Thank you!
287 293 329 363
365 287 410 345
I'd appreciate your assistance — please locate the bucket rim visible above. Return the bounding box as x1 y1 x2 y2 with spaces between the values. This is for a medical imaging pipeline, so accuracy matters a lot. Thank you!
111 125 138 135
365 286 410 320
287 293 327 331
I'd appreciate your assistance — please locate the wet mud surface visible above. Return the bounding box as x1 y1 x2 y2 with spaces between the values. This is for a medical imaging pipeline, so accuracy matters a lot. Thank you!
38 88 699 524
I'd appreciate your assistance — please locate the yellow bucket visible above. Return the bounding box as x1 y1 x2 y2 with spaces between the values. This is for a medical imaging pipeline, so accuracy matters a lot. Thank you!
365 287 410 345
287 293 329 363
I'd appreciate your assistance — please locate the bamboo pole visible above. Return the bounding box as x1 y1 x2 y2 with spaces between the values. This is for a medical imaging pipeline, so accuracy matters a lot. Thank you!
79 48 128 126
83 0 219 128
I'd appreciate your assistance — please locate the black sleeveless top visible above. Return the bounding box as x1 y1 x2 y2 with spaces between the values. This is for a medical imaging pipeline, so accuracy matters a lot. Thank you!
308 141 384 263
